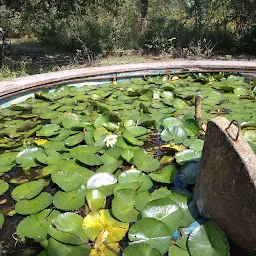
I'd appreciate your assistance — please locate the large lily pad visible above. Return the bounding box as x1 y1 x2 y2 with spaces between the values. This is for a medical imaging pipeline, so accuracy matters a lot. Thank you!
0 213 4 229
16 147 41 170
142 198 183 232
123 243 161 256
48 213 89 245
53 185 87 210
12 179 46 201
0 180 9 196
188 222 230 256
17 209 60 241
149 165 177 184
112 188 139 222
0 152 17 166
175 150 202 165
134 149 160 173
15 192 53 215
47 237 91 256
51 170 83 192
128 218 172 254
36 124 61 137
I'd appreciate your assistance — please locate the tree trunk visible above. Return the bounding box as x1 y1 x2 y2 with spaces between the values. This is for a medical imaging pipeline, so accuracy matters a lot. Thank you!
140 0 149 34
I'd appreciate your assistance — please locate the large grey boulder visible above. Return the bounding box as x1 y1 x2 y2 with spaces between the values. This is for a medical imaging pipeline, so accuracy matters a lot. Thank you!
194 116 256 254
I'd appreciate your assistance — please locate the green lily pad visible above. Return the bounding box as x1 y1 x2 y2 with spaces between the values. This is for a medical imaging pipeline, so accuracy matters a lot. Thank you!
161 126 187 143
47 237 91 256
112 188 139 222
0 180 9 195
36 148 62 165
86 189 106 211
134 149 160 173
0 213 4 229
53 185 87 210
149 165 177 183
17 209 60 241
51 170 83 192
36 124 61 137
126 126 148 137
123 130 144 146
65 132 84 147
116 170 153 193
128 218 172 254
48 213 89 245
162 117 183 128
15 192 53 215
134 191 152 211
12 179 46 201
188 221 230 256
175 150 202 165
169 237 190 256
16 147 41 170
123 243 161 256
87 173 117 196
142 198 183 232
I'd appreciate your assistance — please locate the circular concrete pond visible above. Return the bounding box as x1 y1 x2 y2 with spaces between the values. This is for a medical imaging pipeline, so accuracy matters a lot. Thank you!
0 60 255 256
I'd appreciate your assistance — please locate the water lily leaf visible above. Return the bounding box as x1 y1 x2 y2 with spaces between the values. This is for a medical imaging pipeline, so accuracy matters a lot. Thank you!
61 113 82 129
123 243 161 256
162 117 183 128
0 180 9 195
175 150 201 165
10 103 30 111
47 237 91 256
36 124 61 137
86 189 106 211
172 98 188 109
48 213 89 245
168 193 199 227
94 114 109 128
179 160 201 185
126 126 148 137
53 185 87 210
117 170 153 193
161 126 187 143
188 221 230 256
82 209 129 243
51 170 83 192
77 153 102 166
142 198 183 232
134 149 160 173
16 147 41 170
96 160 122 174
101 147 122 164
17 209 60 241
185 139 204 151
128 218 171 254
16 121 37 132
0 213 4 229
169 237 190 256
65 132 84 147
123 130 144 146
149 165 177 183
139 103 151 114
121 148 134 162
12 179 46 201
112 189 139 222
87 173 117 196
182 119 200 136
36 148 62 165
15 192 53 215
48 128 71 142
70 145 98 157
134 191 152 211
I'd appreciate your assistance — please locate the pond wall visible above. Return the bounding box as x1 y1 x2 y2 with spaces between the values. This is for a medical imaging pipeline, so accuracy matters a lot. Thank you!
1 60 256 108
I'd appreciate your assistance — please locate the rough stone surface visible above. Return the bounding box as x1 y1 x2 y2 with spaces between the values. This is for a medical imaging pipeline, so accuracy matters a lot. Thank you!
194 117 256 254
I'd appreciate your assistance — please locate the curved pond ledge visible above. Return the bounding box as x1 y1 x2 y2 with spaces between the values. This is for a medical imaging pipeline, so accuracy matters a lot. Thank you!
0 60 256 108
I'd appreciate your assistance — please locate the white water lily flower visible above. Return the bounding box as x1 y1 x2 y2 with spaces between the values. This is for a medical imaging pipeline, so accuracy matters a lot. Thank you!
103 135 118 147
153 90 160 100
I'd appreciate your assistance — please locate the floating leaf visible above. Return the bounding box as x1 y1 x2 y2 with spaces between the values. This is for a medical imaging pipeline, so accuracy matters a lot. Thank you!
47 237 91 256
82 209 129 243
17 209 60 241
123 130 144 146
51 170 83 192
16 147 41 170
48 213 89 245
126 126 148 137
123 243 161 256
175 150 201 165
36 124 61 137
169 237 190 256
15 192 53 215
0 213 4 229
36 148 62 165
161 126 187 143
0 152 17 166
134 150 160 173
65 132 84 147
53 185 87 210
188 222 230 256
128 218 172 254
142 198 183 233
149 165 177 183
12 179 46 201
116 170 153 193
134 191 152 211
86 189 106 212
112 189 139 222
62 112 82 129
0 180 9 196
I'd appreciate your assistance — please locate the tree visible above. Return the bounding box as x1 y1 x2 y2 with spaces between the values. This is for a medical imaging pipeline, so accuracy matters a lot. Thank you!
140 0 149 34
